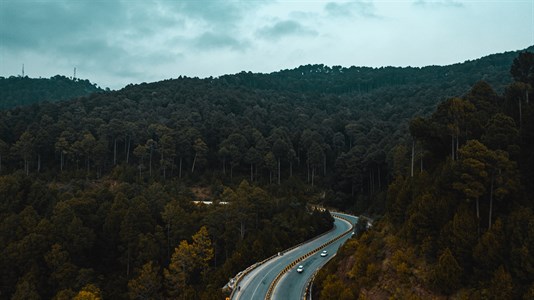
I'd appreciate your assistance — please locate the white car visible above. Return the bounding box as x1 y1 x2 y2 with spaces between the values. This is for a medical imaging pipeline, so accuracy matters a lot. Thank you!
296 265 304 273
320 250 328 257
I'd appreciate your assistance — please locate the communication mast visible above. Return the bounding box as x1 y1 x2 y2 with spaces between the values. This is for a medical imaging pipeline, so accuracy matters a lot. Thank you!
73 67 76 80
22 64 24 77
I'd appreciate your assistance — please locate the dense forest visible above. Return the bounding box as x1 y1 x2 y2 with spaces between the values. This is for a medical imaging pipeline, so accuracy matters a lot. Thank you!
313 52 534 299
0 75 103 110
0 47 532 299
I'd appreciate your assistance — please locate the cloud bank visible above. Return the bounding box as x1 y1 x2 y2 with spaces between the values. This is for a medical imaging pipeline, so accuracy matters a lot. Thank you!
0 0 531 89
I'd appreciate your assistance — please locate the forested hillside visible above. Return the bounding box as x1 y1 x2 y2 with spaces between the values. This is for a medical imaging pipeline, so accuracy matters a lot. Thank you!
220 47 522 95
0 47 532 299
314 52 534 299
0 75 103 110
0 47 527 210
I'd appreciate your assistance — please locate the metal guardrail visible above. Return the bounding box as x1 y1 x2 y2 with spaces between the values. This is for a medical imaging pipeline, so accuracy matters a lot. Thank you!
265 214 356 300
228 213 340 299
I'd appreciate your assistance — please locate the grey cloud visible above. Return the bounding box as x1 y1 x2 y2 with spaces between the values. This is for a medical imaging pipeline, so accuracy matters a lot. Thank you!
0 1 126 50
0 0 187 83
325 1 378 18
0 0 187 52
256 20 317 41
173 1 242 27
159 0 270 30
193 32 249 51
413 0 463 8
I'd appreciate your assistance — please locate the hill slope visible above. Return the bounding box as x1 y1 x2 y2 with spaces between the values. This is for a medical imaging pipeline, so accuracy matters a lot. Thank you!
0 75 103 110
218 46 531 94
0 47 530 211
0 46 533 299
313 52 534 299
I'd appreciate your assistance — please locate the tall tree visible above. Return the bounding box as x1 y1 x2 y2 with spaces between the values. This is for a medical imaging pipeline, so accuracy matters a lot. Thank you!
191 138 208 174
307 141 324 187
164 226 213 299
0 138 8 174
13 130 35 175
272 139 289 185
128 261 162 300
244 147 261 182
133 144 148 180
510 51 534 88
159 134 175 180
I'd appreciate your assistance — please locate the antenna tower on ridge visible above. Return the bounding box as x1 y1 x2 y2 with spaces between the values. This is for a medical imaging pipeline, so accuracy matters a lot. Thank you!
22 64 25 77
73 67 77 80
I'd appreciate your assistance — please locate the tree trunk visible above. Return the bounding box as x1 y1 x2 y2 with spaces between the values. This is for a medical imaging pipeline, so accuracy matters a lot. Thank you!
277 158 280 185
170 157 174 177
37 154 41 173
162 152 166 180
179 157 182 178
323 153 326 176
149 148 153 176
451 135 455 161
250 163 253 182
519 98 523 128
167 223 171 261
488 174 494 230
411 139 415 177
230 165 233 180
126 137 131 164
369 170 372 194
456 135 459 160
476 197 480 236
222 157 226 175
420 150 423 173
191 152 197 173
126 246 130 277
289 161 293 177
307 162 310 183
114 138 117 165
378 167 381 189
240 221 245 240
311 167 315 187
60 151 64 171
86 158 90 174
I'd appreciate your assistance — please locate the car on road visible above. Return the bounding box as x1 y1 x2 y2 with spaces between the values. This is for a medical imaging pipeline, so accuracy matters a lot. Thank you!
296 265 304 273
320 250 328 257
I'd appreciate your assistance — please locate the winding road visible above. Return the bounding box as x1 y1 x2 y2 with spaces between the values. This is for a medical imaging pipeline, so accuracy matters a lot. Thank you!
232 212 358 300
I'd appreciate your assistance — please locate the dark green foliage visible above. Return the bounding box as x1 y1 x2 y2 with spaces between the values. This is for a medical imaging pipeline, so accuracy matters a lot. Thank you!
433 248 462 294
0 75 102 110
0 175 333 299
511 51 534 86
1 47 532 298
315 49 534 298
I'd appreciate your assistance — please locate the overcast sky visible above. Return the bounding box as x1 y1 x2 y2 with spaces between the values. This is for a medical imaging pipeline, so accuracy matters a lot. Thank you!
1 0 533 90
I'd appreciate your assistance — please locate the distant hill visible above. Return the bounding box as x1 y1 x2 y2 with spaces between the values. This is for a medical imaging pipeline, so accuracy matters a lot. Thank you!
219 46 534 95
0 75 103 110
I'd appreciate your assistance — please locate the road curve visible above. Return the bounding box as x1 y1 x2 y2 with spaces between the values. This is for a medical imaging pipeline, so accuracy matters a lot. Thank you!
272 212 359 300
232 212 357 300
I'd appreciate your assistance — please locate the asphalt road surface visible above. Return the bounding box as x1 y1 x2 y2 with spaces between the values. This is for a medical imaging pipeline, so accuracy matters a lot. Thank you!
232 212 357 300
272 212 359 300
